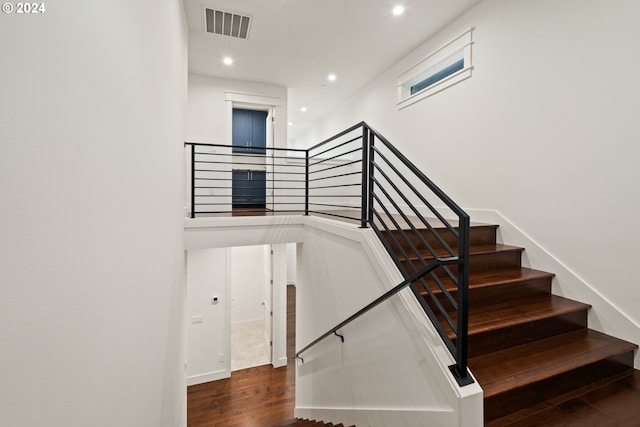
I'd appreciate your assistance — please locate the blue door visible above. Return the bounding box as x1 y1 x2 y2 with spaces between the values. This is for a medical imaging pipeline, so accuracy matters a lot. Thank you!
232 170 266 208
232 109 268 154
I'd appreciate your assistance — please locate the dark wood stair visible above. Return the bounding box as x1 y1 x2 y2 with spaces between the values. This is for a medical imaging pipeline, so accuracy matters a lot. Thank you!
277 419 354 427
382 221 638 425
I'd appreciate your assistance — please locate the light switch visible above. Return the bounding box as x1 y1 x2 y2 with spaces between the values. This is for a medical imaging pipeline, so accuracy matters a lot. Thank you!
191 315 203 324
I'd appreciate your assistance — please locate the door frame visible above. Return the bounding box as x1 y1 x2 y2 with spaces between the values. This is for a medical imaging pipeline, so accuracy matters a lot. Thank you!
225 244 288 373
225 91 285 212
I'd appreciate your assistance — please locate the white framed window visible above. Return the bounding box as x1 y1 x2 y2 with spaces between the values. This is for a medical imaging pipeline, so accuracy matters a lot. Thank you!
397 27 474 109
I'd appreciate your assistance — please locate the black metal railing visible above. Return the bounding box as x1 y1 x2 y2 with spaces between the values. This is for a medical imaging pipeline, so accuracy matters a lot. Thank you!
185 122 471 386
364 124 472 386
185 143 308 217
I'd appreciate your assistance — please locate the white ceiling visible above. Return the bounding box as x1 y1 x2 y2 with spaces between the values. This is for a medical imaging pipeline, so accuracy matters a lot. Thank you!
184 0 481 140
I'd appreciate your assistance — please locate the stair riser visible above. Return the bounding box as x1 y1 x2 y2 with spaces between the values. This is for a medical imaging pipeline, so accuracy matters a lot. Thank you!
381 225 497 254
399 249 522 278
483 351 635 422
420 277 552 308
465 311 588 357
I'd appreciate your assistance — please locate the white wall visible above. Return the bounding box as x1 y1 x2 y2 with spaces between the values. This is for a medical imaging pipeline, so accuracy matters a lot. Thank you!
231 246 266 325
186 74 288 146
287 243 297 284
0 1 188 427
294 0 640 336
186 249 228 385
295 217 482 427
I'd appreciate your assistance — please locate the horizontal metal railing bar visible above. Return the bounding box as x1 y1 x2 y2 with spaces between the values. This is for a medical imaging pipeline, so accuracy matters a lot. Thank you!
195 186 305 190
305 121 365 152
372 146 459 241
307 171 361 183
308 183 361 190
296 262 439 357
308 139 361 162
308 146 362 167
308 202 361 209
195 194 359 199
194 160 307 168
193 154 305 160
185 141 308 153
366 127 469 223
195 178 305 183
194 169 306 176
308 159 362 176
193 153 307 162
193 209 307 215
195 202 307 207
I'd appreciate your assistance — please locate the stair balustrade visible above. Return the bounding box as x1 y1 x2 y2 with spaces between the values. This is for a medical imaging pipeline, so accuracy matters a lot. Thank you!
185 122 472 386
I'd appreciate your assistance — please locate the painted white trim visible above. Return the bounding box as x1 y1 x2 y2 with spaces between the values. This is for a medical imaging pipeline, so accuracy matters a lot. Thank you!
397 27 474 108
271 243 288 368
225 90 283 106
224 248 232 377
187 369 228 386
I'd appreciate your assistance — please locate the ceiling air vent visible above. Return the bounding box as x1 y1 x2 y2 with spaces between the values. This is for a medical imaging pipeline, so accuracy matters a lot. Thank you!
205 9 252 40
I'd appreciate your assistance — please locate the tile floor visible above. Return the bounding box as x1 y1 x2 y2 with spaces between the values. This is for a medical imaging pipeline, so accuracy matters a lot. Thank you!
231 320 270 371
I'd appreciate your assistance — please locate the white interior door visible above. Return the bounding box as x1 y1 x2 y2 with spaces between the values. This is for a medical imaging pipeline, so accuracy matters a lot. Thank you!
262 245 273 361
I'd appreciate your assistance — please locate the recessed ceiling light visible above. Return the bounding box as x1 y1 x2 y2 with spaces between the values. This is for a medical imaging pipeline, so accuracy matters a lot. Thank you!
328 74 337 82
223 56 233 65
301 107 307 112
392 5 405 15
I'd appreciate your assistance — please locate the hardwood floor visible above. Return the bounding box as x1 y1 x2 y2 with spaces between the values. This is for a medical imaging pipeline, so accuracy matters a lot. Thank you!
187 234 640 426
187 286 297 427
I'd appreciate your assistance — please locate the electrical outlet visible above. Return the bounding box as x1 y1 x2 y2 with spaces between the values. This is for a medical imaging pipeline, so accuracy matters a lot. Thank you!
218 354 224 363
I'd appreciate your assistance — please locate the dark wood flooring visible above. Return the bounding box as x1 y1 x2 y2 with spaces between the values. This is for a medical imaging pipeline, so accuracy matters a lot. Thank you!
187 286 297 427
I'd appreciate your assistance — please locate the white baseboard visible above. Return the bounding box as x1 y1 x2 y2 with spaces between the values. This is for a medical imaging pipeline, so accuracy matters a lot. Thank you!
273 356 288 368
187 369 228 386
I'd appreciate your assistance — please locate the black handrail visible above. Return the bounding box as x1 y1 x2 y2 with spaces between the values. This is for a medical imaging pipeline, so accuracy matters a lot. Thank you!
295 261 445 358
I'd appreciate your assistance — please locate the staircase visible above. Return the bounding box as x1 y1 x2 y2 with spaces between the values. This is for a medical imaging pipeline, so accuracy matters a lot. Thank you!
277 419 354 427
384 221 638 424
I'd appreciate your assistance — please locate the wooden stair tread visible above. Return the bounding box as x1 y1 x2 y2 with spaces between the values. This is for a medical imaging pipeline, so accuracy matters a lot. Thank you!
468 266 555 287
396 243 524 261
470 329 638 398
464 295 590 336
437 295 589 343
420 266 554 293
